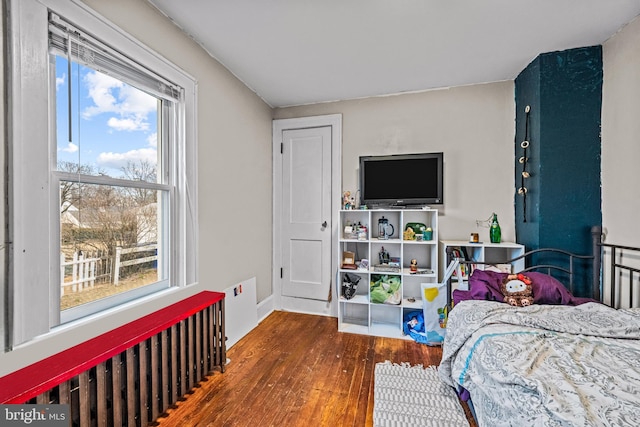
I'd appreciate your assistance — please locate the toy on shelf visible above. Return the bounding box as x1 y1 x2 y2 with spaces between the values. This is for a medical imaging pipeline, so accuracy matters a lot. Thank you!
403 227 416 241
343 191 355 209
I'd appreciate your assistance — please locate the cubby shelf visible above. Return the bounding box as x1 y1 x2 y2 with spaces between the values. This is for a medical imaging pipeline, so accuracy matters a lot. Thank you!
337 208 438 339
440 240 525 291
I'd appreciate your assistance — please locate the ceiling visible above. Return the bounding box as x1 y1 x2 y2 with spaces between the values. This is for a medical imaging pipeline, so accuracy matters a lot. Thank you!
148 0 640 108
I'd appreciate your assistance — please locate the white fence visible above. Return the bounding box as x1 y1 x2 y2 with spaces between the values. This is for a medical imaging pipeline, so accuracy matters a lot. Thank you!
60 252 99 295
114 244 158 285
60 244 157 294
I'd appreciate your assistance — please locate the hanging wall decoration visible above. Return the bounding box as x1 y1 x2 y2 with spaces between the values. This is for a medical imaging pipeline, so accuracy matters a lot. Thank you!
519 105 531 222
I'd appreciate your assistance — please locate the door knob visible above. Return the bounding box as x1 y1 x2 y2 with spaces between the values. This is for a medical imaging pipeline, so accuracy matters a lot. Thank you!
322 221 327 228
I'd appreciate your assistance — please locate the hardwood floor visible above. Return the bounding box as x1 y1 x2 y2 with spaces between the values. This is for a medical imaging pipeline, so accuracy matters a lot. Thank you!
154 310 474 427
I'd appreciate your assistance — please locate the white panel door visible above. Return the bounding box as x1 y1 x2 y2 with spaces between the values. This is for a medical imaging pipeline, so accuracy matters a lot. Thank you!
281 127 332 300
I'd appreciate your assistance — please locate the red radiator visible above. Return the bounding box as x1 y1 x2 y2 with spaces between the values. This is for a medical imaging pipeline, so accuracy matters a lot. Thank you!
0 291 226 426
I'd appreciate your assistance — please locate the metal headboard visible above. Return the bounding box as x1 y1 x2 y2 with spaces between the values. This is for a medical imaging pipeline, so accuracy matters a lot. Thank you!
446 225 640 309
600 242 640 308
446 226 603 307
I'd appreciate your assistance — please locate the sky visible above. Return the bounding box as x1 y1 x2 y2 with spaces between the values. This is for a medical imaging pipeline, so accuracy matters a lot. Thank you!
55 55 159 179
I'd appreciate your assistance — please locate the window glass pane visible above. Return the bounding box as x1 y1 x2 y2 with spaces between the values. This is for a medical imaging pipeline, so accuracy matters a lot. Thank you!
55 55 160 183
60 181 167 310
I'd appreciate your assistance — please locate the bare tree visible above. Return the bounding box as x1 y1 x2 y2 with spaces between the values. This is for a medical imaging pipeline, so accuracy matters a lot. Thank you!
60 160 159 282
120 160 157 206
120 160 158 245
58 161 99 214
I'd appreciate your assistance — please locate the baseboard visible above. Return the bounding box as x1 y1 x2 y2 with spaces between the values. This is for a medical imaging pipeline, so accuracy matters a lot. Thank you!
279 295 337 317
257 295 275 323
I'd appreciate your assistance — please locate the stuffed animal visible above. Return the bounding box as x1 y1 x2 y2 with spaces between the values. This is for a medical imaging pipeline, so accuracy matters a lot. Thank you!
500 273 534 307
343 191 351 209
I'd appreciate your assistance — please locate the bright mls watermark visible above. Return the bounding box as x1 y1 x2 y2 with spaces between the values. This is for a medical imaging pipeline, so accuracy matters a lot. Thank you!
0 405 69 426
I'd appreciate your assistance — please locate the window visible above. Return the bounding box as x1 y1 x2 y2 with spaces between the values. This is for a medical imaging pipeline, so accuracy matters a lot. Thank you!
8 0 198 346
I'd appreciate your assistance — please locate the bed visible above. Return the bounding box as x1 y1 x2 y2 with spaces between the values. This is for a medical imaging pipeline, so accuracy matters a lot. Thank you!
437 227 640 426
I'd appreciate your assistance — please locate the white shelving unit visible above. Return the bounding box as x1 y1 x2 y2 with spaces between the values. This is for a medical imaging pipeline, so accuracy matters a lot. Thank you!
440 240 525 290
337 209 438 339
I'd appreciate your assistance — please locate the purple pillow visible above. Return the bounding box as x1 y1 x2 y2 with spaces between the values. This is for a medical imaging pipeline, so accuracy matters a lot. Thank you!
453 269 598 306
453 270 506 305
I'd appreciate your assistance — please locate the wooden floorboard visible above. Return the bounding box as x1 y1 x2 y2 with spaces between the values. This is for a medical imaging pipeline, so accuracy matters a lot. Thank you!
153 310 475 427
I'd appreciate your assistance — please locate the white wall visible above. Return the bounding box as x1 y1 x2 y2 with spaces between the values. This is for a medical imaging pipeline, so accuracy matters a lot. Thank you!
602 16 640 246
274 82 517 243
80 0 274 303
0 0 272 375
274 31 640 304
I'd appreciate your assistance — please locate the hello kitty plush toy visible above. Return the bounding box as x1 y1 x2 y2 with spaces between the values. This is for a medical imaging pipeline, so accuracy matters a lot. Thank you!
500 273 534 307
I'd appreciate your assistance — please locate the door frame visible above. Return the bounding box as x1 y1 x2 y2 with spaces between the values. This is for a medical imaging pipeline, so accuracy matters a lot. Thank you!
272 114 342 316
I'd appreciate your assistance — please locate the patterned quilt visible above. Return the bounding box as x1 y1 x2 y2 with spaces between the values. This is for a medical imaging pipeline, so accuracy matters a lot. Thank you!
438 300 640 426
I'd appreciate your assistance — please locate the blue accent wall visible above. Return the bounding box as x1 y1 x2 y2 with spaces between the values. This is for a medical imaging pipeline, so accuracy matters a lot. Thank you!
514 46 602 296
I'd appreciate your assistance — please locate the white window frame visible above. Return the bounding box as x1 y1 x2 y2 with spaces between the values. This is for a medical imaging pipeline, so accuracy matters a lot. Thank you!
7 0 198 346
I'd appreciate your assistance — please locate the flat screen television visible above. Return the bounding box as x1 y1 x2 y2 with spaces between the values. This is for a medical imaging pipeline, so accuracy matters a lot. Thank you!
359 152 443 207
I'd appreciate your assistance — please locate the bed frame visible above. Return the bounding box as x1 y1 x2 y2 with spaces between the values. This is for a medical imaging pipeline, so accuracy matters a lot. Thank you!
446 226 640 309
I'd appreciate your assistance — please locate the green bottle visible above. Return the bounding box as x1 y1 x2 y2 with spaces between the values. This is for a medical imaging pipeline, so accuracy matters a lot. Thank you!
490 213 501 243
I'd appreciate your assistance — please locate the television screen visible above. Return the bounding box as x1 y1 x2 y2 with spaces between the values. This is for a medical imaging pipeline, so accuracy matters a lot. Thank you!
359 152 443 207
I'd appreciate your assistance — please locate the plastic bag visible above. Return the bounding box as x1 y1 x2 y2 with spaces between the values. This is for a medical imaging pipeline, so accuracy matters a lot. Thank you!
403 308 446 346
403 310 424 334
341 272 361 300
419 282 448 345
370 275 401 305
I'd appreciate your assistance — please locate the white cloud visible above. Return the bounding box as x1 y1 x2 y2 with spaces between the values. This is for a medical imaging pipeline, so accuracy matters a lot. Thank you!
56 73 66 91
82 70 156 132
60 142 78 153
147 133 157 148
96 147 157 170
118 85 158 116
82 72 122 118
107 117 150 132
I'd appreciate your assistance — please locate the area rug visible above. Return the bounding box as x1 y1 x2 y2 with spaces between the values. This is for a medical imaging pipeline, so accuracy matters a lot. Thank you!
373 361 470 427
